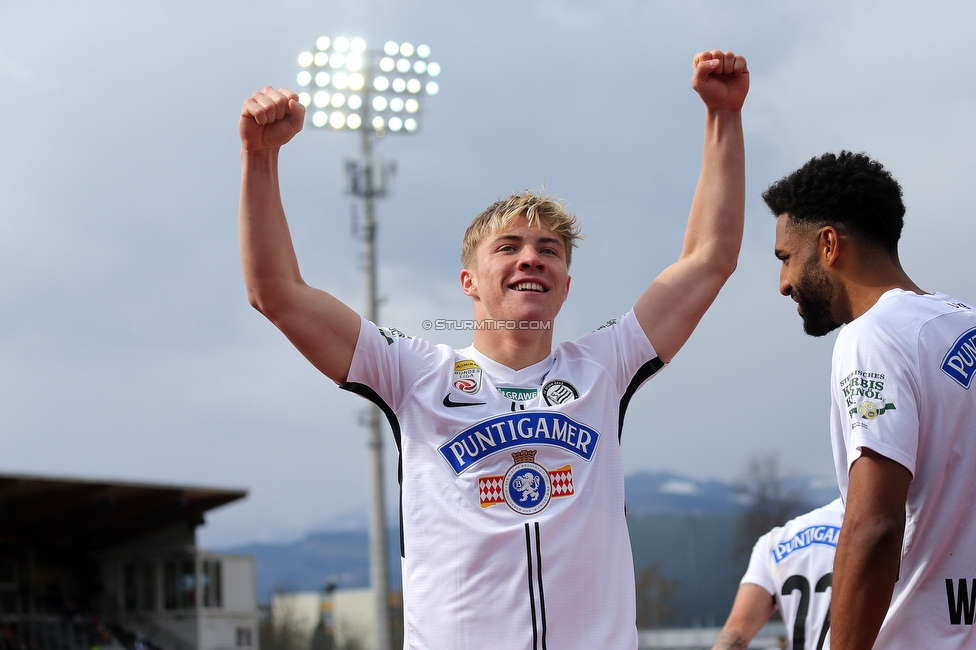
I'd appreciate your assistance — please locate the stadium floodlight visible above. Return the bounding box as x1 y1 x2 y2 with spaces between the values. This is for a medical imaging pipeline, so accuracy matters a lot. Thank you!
297 36 440 136
295 35 440 650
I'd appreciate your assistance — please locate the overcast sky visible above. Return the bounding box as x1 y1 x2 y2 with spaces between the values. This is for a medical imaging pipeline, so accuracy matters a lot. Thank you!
2 1 974 547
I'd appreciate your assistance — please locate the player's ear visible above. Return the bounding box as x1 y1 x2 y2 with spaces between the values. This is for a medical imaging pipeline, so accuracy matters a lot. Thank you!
563 275 571 302
819 226 842 267
460 268 478 297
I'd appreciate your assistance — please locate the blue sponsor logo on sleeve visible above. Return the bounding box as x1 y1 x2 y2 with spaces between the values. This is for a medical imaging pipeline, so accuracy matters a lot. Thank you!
942 326 976 389
439 412 600 475
771 525 841 563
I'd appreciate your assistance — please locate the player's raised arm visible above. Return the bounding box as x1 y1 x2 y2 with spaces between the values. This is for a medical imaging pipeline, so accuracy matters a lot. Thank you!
634 51 748 363
239 86 361 383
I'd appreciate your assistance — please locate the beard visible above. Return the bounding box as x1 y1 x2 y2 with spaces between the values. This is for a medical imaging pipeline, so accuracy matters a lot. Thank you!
794 257 841 337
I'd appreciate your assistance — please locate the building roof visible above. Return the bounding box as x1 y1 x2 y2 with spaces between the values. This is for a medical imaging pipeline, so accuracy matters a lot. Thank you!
0 472 246 551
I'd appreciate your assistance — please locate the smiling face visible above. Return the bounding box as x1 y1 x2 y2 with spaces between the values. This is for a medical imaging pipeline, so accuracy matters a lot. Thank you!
460 215 572 327
774 215 842 337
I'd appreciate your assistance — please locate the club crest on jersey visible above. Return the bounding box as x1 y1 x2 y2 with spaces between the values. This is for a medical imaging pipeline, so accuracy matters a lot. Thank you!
542 380 579 405
942 326 976 389
439 411 600 474
478 450 575 515
497 387 538 401
453 360 483 394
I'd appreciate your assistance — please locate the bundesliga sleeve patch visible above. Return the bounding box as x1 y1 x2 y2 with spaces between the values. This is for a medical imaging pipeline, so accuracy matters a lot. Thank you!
478 450 575 515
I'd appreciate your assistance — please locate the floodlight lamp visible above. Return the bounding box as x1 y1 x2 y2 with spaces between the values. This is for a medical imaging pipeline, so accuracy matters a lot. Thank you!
348 73 365 91
396 58 411 73
413 61 426 74
314 51 329 67
384 41 399 56
333 72 349 89
334 37 350 53
314 91 330 107
390 97 404 112
405 118 418 132
406 79 421 94
405 98 419 113
330 111 345 128
417 44 430 58
331 93 346 108
298 51 314 67
372 116 385 129
399 42 415 57
316 36 331 51
374 76 390 92
350 37 367 54
380 57 395 73
425 81 439 95
298 92 312 107
392 78 406 93
346 53 364 71
329 53 345 68
373 96 388 111
427 62 441 76
315 71 330 87
312 110 328 127
348 95 363 110
347 114 363 129
297 71 312 87
389 117 403 132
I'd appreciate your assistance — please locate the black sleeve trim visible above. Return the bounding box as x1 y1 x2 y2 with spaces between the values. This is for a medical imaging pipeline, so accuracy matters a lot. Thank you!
340 381 406 558
617 357 665 442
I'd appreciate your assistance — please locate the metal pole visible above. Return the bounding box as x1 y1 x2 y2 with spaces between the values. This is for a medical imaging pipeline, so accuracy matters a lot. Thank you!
361 117 392 650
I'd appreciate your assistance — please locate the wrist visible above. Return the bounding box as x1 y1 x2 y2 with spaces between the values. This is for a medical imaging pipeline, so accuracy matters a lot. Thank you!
240 147 281 178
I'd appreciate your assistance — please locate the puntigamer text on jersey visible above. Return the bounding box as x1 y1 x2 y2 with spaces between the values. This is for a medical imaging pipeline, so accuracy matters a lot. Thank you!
440 412 600 474
771 524 841 563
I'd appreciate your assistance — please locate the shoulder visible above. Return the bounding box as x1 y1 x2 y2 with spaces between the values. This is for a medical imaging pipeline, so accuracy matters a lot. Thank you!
558 310 655 358
355 316 457 368
838 291 975 359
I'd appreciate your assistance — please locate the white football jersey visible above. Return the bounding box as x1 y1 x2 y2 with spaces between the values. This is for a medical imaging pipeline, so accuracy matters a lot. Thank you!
742 499 843 650
343 310 662 649
829 290 976 648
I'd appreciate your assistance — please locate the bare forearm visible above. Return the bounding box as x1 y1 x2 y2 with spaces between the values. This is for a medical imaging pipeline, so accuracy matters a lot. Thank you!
712 628 750 650
830 516 903 649
711 584 775 650
684 107 745 274
239 148 305 313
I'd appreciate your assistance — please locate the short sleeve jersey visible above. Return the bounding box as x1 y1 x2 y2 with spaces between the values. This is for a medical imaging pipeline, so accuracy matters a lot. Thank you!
828 290 976 648
342 310 663 650
741 499 843 650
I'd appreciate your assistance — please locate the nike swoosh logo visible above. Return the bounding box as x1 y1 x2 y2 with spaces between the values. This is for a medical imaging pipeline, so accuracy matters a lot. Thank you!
443 394 486 408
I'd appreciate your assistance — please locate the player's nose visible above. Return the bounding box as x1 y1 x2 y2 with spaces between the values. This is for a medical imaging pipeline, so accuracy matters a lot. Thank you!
779 268 792 297
518 246 544 270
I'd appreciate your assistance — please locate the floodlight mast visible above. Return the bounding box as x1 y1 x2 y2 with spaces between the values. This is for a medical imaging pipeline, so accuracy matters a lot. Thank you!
296 36 439 650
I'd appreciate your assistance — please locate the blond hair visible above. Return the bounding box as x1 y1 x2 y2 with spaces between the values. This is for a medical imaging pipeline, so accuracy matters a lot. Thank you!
460 190 582 269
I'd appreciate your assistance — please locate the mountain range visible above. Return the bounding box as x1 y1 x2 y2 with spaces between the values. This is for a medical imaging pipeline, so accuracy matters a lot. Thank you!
216 470 839 607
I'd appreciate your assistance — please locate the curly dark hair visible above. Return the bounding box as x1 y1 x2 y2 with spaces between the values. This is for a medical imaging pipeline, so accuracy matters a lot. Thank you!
762 151 905 255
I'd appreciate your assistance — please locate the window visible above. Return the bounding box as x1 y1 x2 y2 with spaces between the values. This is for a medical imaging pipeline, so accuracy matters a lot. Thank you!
235 627 253 647
123 565 138 613
123 562 156 612
201 559 222 609
163 559 196 610
140 562 156 611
